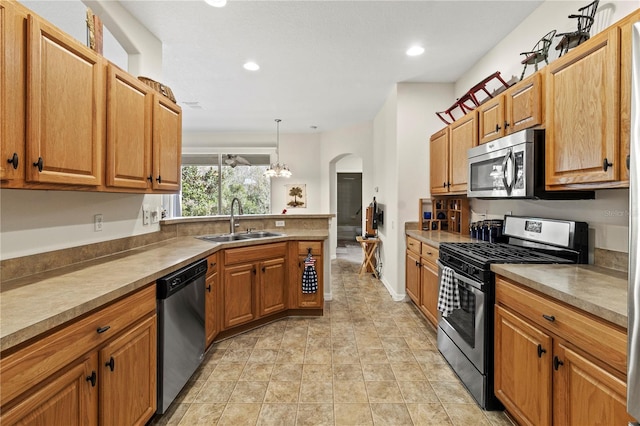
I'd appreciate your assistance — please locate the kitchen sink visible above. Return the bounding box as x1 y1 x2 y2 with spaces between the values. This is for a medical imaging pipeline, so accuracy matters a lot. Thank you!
197 231 284 243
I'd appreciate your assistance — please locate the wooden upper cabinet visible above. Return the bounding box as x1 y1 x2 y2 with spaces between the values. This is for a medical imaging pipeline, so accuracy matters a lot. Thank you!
506 72 543 134
26 14 104 186
448 111 477 192
429 127 449 194
545 27 620 187
152 95 182 191
1 2 27 182
478 72 543 144
477 96 504 143
106 64 153 189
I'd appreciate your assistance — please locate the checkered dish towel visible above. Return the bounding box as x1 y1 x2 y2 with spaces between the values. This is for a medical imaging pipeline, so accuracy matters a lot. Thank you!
437 265 461 317
302 253 318 294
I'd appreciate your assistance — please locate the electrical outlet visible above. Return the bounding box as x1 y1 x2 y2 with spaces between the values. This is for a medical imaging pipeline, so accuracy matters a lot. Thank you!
151 209 160 224
275 220 285 227
94 214 103 232
143 209 150 226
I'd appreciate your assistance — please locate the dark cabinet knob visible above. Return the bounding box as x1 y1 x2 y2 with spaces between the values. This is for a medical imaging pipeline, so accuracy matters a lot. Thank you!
443 182 447 188
33 157 43 172
537 344 547 358
495 123 501 132
105 356 115 372
156 175 162 183
86 371 97 387
603 158 613 172
147 175 153 182
206 285 211 292
542 314 555 322
553 356 564 370
504 121 509 129
7 153 18 169
253 268 257 275
96 325 111 334
262 266 266 273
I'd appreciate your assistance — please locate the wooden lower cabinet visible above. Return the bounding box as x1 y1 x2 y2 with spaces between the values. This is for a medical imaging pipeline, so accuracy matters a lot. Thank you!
294 242 323 309
205 253 219 348
99 315 156 426
1 353 99 426
495 276 633 425
258 257 287 316
405 237 439 327
0 286 157 426
223 263 256 328
419 260 439 327
405 249 420 305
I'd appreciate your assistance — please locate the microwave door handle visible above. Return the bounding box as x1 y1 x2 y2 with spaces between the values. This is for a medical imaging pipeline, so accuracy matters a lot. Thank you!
501 149 514 193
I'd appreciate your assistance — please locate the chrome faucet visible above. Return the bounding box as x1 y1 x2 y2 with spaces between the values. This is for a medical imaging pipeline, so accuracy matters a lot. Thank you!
230 197 243 234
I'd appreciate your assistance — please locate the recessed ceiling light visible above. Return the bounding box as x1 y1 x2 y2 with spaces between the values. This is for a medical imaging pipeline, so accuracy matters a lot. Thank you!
204 0 227 7
243 62 260 71
406 45 425 56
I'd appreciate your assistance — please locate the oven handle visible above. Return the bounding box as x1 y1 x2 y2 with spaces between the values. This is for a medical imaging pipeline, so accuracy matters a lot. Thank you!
437 260 484 292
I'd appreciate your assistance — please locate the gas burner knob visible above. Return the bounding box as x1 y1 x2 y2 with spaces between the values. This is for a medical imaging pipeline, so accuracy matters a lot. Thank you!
469 266 476 275
461 264 468 273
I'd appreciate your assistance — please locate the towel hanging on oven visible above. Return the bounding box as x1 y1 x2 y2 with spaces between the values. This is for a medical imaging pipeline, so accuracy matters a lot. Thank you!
437 265 460 317
302 250 318 294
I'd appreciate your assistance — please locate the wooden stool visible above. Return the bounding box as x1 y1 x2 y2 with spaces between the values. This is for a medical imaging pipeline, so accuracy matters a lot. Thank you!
356 236 380 279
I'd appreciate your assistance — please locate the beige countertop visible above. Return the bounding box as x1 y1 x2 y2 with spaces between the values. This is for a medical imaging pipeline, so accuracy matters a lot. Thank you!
491 264 628 329
0 231 327 353
405 230 475 247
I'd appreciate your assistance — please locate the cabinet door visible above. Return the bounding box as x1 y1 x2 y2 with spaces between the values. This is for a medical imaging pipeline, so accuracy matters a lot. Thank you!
449 112 477 192
1 353 98 426
506 72 543 134
477 96 504 144
152 95 181 192
545 28 620 187
405 250 420 305
223 263 255 328
297 253 323 308
429 128 449 194
26 14 104 186
1 2 26 182
553 341 633 426
419 261 439 327
106 64 153 189
494 305 552 426
99 315 157 426
205 270 218 347
258 257 287 316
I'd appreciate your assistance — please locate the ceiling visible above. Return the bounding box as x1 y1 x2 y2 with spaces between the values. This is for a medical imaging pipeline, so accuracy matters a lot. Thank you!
28 1 545 134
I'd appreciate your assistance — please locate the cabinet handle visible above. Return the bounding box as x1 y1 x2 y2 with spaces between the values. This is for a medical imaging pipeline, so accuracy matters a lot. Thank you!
96 325 111 334
7 153 18 169
262 266 266 273
495 123 501 132
253 268 257 275
553 356 564 370
105 356 115 372
206 284 211 292
415 260 420 267
86 371 97 387
542 314 555 322
447 182 451 188
504 121 509 129
627 155 630 170
537 344 547 358
33 157 43 172
602 158 613 172
156 175 162 184
210 262 216 268
147 175 153 182
443 182 447 188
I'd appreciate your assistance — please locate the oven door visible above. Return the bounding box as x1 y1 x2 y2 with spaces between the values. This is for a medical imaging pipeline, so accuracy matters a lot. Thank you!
467 141 533 198
436 260 486 372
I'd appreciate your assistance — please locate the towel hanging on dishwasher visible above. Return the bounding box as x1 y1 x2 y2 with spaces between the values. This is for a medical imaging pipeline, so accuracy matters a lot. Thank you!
302 251 318 294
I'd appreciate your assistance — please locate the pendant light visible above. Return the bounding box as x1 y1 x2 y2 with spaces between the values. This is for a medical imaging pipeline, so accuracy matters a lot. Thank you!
265 119 292 178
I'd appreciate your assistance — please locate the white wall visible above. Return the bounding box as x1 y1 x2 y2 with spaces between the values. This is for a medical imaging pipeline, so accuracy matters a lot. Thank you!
0 191 163 259
336 155 363 173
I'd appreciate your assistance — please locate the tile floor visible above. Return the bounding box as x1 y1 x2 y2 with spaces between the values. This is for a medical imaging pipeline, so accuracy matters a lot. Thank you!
150 246 514 425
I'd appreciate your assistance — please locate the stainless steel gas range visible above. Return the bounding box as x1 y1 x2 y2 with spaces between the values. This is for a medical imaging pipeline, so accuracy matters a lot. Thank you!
436 215 588 410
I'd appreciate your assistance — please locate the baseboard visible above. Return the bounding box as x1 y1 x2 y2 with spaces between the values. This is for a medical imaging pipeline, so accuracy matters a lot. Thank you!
380 276 407 302
324 292 333 301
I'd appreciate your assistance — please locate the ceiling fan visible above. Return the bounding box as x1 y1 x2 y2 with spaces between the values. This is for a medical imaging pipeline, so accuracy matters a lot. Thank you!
224 154 251 168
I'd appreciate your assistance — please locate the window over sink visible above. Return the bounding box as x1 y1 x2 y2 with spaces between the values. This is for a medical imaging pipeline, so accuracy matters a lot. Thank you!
179 153 271 216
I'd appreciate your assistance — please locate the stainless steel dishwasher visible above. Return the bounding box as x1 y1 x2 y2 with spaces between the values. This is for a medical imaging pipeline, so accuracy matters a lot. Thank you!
156 258 207 414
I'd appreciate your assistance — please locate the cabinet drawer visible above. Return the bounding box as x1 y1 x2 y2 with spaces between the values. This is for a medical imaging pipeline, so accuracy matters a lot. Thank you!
298 241 322 256
225 242 287 265
420 244 439 266
206 252 218 277
495 276 627 374
0 285 155 406
406 237 421 255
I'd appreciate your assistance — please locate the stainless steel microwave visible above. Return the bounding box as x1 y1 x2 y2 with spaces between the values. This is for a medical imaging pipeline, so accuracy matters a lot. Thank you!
467 129 594 200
